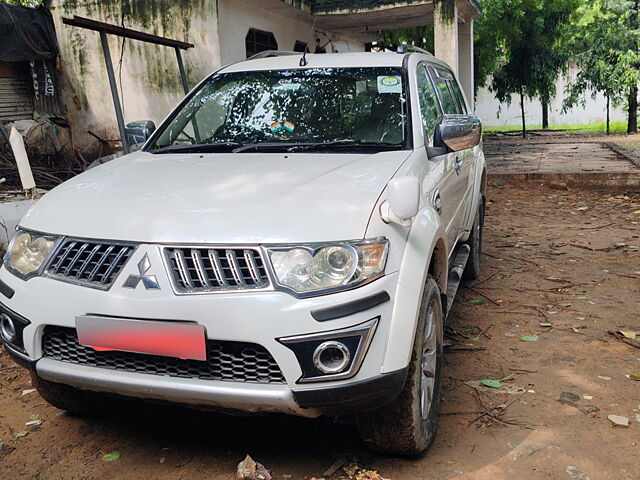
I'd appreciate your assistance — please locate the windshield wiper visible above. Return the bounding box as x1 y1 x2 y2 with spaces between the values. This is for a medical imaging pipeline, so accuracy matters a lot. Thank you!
149 142 242 154
232 139 403 153
289 140 404 151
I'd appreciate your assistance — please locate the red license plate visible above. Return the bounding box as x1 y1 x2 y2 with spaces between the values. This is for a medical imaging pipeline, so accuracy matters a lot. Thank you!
75 316 206 361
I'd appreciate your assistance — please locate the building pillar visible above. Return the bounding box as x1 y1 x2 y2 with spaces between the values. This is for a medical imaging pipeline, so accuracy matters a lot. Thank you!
458 17 474 111
434 0 459 76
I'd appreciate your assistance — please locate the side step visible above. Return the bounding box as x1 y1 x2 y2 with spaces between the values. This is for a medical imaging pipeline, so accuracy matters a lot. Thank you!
444 244 470 318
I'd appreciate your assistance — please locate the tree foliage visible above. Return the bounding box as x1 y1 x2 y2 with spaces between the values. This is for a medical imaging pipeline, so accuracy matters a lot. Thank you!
0 0 43 6
480 0 580 136
563 0 640 133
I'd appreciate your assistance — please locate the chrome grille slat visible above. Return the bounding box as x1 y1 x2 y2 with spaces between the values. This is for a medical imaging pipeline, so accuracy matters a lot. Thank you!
173 250 194 289
46 240 136 290
88 245 114 282
165 247 270 294
63 243 88 276
244 250 261 284
52 242 76 271
75 244 101 278
100 246 131 284
191 249 210 288
226 249 246 287
208 250 228 287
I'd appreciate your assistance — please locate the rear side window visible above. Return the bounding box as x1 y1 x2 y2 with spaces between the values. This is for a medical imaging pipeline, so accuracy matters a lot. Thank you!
448 76 468 114
416 65 442 145
430 66 463 115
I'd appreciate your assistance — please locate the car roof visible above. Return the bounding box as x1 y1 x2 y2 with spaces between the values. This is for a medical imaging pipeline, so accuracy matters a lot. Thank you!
220 52 417 73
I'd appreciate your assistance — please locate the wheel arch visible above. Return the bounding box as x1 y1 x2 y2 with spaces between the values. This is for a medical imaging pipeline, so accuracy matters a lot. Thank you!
381 208 447 374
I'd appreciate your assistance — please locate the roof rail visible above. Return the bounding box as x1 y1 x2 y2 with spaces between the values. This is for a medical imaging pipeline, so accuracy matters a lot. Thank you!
396 44 433 56
247 50 299 60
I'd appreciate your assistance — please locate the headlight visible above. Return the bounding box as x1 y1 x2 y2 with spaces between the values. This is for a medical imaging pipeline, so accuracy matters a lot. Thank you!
268 238 388 296
4 230 58 279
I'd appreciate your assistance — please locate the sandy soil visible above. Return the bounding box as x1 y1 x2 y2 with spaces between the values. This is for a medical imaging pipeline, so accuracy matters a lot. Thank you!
1 183 639 480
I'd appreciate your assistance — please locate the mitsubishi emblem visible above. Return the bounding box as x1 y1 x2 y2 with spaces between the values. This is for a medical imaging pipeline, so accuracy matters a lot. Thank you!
123 253 160 290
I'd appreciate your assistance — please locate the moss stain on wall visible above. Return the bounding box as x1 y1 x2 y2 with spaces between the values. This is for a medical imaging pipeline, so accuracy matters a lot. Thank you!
58 0 211 92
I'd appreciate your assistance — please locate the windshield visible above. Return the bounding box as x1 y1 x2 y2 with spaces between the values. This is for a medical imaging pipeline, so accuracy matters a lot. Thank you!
149 67 408 153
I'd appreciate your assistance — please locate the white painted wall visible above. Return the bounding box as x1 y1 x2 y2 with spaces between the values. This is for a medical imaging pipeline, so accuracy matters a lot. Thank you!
217 0 364 65
475 64 627 127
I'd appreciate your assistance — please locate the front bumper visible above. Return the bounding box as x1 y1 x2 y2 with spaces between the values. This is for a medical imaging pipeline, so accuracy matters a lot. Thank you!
0 245 403 417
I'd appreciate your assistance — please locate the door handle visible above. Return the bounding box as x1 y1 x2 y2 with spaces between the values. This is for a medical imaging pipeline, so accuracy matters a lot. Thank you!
454 156 463 175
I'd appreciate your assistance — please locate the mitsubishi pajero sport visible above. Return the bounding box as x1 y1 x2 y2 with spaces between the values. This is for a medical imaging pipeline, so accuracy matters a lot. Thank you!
1 49 485 455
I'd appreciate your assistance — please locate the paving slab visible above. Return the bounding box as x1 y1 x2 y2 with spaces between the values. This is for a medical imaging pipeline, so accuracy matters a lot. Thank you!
485 140 640 190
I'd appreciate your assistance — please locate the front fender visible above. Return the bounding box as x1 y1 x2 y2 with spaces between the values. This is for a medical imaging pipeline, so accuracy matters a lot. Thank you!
381 207 448 374
462 147 487 234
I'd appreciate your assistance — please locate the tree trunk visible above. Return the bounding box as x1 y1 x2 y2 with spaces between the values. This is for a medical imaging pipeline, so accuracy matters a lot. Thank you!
629 0 639 134
606 94 610 135
520 89 526 139
629 85 638 134
542 100 549 129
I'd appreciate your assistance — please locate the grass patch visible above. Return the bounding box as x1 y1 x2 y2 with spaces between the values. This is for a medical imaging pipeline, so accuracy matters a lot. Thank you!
483 121 628 136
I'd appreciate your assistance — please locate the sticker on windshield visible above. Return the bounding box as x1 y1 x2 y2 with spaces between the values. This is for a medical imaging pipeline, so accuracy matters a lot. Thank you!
283 121 295 132
377 75 402 94
270 121 283 133
277 82 301 91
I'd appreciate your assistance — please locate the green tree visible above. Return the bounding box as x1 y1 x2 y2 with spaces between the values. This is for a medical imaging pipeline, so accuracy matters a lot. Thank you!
564 0 640 134
486 0 580 137
381 25 435 53
0 0 43 6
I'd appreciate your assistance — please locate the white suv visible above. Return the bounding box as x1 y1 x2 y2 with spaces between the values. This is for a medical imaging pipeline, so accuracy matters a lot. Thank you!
0 50 484 455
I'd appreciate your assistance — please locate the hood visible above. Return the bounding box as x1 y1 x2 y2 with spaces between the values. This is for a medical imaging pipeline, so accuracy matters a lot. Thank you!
21 151 409 244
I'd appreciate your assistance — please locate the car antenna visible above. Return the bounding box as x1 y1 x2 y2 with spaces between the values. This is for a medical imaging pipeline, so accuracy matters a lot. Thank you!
299 15 318 67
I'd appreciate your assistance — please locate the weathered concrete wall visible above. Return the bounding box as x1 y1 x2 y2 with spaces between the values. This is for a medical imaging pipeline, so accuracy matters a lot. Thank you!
50 0 363 158
49 0 221 156
475 64 627 127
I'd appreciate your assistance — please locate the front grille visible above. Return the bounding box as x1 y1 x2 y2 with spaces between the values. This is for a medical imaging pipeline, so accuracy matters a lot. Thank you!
42 326 285 384
46 239 136 289
165 247 270 293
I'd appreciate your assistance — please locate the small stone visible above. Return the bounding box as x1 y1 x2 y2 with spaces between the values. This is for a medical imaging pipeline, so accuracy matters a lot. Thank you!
608 415 630 427
566 466 590 480
549 181 568 190
583 395 593 400
597 376 611 381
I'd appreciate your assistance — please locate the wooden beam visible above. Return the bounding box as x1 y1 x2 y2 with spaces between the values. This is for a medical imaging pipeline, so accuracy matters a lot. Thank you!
62 16 194 50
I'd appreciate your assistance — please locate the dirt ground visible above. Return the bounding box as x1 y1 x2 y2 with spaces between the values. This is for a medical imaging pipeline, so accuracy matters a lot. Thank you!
1 183 639 480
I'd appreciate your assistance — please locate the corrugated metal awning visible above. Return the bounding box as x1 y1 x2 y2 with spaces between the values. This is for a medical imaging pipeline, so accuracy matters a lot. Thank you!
0 77 33 122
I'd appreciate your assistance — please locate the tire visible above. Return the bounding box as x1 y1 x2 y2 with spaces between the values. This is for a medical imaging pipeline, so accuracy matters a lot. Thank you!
462 197 484 281
356 276 444 456
30 372 108 415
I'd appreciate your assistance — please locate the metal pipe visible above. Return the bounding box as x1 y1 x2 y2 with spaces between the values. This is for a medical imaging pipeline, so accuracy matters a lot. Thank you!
175 47 201 142
175 47 189 95
100 30 129 154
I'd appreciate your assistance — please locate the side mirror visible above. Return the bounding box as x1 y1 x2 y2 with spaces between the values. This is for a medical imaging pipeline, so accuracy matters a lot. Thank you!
380 176 420 226
125 120 156 151
432 114 482 154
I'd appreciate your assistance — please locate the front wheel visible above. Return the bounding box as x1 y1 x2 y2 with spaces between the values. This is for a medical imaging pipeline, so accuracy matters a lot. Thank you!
356 276 443 455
